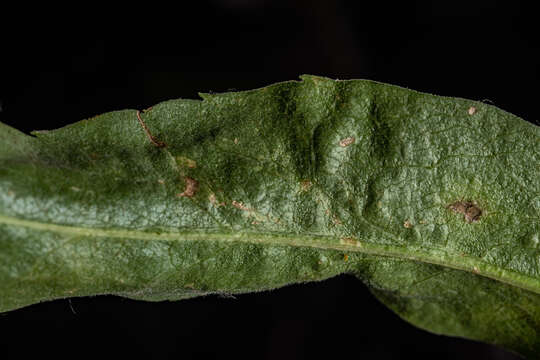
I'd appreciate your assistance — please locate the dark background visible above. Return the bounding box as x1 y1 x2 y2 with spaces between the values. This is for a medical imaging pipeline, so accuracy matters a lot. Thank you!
0 1 537 359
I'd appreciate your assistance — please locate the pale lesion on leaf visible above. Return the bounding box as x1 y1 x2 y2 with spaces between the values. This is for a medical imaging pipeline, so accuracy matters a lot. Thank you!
177 177 199 198
229 199 269 225
339 136 355 147
232 200 251 211
209 193 226 206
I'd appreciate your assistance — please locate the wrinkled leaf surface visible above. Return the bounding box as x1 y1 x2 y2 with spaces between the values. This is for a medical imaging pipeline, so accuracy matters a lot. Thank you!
1 76 539 357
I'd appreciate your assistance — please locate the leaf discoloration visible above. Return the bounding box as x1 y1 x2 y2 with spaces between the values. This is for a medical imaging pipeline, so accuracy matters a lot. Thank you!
232 200 250 211
177 177 199 198
339 136 355 147
448 200 483 223
209 193 226 207
300 179 312 192
1 76 539 357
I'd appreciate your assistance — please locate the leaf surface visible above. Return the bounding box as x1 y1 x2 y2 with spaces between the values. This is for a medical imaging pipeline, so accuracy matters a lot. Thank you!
1 76 539 357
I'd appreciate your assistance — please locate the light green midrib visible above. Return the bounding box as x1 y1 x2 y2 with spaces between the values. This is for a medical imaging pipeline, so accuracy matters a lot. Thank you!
1 213 539 295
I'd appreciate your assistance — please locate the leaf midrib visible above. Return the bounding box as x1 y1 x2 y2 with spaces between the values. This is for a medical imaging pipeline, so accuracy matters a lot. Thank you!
1 213 539 295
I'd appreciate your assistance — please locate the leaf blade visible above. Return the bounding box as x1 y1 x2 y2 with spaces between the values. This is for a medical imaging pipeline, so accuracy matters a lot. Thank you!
1 76 539 356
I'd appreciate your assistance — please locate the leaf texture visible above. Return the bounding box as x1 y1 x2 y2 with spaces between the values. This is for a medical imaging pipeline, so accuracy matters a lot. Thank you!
1 76 539 357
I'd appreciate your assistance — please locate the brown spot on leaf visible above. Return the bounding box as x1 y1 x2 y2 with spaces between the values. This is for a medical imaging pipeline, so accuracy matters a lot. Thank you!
157 179 165 185
343 254 349 262
468 106 476 115
177 177 199 198
403 220 412 228
300 179 312 192
339 137 355 147
448 200 483 223
232 200 250 211
234 138 239 145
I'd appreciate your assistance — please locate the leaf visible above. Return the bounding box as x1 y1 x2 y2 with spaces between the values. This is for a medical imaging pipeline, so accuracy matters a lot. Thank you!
1 75 539 357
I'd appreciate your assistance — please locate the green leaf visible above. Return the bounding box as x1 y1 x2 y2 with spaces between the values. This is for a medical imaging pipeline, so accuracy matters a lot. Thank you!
1 75 539 357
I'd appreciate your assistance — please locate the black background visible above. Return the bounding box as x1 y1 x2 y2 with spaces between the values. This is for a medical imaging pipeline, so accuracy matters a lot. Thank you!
0 1 537 359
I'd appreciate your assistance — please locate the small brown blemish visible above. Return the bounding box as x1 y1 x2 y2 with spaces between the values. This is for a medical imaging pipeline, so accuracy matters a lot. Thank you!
403 220 412 229
300 179 312 192
468 106 476 115
157 179 165 185
177 177 199 198
251 221 260 225
472 266 479 274
339 137 355 147
232 200 250 211
234 138 239 145
448 200 483 223
343 254 349 262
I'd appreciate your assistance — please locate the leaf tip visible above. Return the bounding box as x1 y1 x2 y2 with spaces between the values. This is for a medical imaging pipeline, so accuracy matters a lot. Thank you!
198 92 214 101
